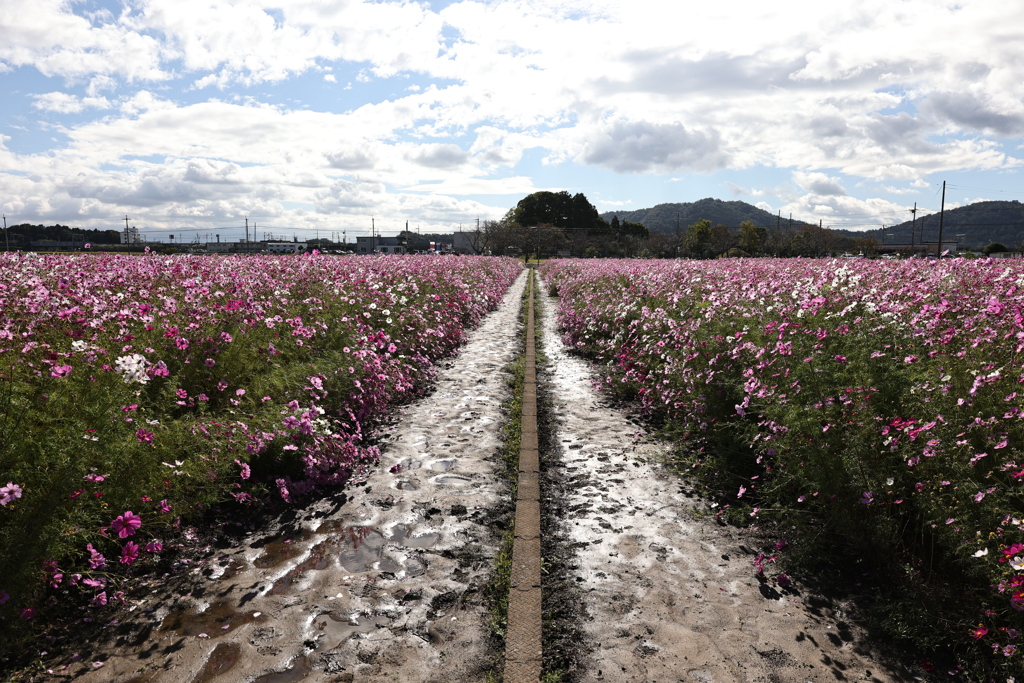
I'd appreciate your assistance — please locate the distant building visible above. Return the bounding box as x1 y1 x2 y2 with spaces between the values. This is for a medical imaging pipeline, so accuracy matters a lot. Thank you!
355 236 407 254
265 242 307 254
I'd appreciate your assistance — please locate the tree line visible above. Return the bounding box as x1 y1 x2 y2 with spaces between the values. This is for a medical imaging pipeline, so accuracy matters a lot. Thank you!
462 192 885 259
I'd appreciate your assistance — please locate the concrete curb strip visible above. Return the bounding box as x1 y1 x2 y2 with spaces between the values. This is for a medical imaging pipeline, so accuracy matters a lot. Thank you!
505 268 543 683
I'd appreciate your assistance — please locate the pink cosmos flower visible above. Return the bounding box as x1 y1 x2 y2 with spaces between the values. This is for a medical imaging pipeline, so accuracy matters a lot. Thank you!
91 591 108 606
110 511 142 538
120 542 139 565
136 428 154 443
0 590 10 604
20 608 36 619
217 381 228 391
156 499 171 513
145 541 163 553
50 364 72 378
969 626 989 639
204 358 216 367
86 543 106 569
0 482 23 506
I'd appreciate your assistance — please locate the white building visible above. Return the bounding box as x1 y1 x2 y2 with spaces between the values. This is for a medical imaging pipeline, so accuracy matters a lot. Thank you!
266 242 307 254
355 236 407 254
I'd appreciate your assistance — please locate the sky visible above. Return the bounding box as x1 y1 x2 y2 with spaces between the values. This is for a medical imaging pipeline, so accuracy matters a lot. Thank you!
2 0 1024 243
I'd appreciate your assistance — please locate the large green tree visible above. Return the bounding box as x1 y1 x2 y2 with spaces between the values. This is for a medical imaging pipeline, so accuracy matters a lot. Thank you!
510 191 608 234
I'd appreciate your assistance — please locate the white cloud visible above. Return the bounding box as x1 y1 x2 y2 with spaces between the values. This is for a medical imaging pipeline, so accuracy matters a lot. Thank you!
4 0 1024 232
32 92 111 114
792 171 848 197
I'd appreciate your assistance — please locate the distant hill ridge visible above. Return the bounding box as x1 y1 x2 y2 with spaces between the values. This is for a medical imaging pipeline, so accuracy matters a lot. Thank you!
603 198 1024 250
858 200 1024 250
601 198 814 234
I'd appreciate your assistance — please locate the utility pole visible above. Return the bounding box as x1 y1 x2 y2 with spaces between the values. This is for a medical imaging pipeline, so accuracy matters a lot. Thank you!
124 215 130 246
910 202 917 252
937 181 946 257
245 217 249 253
3 214 7 252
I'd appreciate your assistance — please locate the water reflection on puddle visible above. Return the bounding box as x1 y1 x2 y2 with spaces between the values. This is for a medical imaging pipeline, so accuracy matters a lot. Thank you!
252 654 312 683
389 524 440 548
429 460 454 471
313 612 391 649
193 642 241 683
160 602 265 638
253 532 315 569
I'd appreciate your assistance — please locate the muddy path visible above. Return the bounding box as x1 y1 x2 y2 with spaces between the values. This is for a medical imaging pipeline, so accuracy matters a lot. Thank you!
535 274 918 683
54 270 528 683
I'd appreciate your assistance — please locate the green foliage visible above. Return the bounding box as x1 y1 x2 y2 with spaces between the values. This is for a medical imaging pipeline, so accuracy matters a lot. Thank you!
511 191 608 234
984 242 1009 255
737 221 766 254
683 218 711 258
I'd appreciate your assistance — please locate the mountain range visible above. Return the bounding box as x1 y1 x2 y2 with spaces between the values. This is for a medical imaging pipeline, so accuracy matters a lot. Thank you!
601 198 814 234
603 198 1024 250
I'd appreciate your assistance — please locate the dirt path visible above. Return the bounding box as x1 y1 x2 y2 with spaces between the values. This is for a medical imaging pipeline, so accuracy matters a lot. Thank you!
63 270 528 683
536 275 917 683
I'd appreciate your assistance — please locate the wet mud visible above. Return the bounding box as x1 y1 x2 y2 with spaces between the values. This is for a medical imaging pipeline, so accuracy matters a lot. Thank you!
535 274 918 683
57 269 528 683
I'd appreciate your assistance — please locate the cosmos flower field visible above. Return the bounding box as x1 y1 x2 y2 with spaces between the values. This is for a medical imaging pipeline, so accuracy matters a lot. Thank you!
542 256 1024 673
0 251 521 638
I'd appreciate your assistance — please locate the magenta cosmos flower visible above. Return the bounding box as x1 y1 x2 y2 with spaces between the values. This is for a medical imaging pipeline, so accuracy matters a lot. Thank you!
110 511 142 538
120 542 139 565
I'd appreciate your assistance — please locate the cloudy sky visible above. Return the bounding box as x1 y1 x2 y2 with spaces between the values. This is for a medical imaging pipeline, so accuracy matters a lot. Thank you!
2 0 1023 242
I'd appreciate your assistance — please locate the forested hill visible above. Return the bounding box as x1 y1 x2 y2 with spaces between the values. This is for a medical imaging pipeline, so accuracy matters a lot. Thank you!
601 198 813 234
858 200 1024 250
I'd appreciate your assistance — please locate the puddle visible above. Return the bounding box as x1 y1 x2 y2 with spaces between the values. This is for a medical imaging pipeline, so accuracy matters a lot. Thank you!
267 542 334 595
208 560 248 581
335 527 386 572
313 613 392 649
389 524 440 549
253 532 315 568
429 460 454 471
160 602 265 638
394 479 419 491
192 642 241 683
252 655 312 683
434 474 472 485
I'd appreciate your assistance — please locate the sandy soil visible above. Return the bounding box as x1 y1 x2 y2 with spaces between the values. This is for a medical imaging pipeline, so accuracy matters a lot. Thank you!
54 269 528 683
536 275 918 683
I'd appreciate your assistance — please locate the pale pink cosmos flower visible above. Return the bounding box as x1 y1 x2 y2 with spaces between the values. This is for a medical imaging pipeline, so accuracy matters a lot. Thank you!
0 482 23 506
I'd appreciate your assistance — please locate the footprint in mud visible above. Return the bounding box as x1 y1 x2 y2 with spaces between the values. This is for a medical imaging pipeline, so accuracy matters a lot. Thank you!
433 474 472 486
